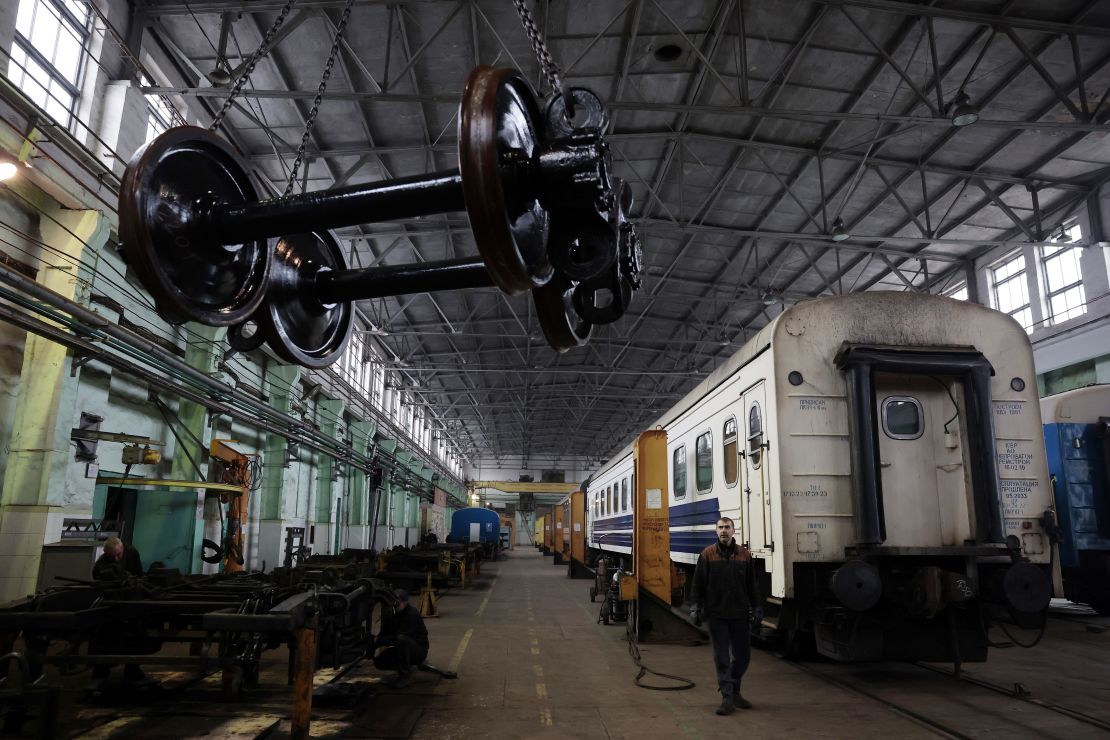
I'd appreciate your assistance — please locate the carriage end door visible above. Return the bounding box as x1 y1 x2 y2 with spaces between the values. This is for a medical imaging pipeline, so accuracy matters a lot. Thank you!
742 382 771 552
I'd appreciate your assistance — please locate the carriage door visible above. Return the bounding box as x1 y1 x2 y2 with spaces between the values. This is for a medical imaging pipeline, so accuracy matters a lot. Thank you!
742 382 771 552
874 374 950 546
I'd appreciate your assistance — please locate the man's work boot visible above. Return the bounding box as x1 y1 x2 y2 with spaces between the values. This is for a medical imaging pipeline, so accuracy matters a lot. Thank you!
715 694 736 715
733 692 753 709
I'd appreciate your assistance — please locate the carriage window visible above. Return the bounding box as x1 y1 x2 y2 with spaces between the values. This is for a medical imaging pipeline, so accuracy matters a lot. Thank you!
621 478 628 511
606 486 612 515
723 417 738 486
882 396 924 440
673 446 687 498
695 431 713 492
748 403 764 469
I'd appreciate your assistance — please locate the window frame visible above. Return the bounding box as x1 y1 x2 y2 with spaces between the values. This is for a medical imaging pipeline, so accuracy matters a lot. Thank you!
881 396 925 441
621 478 628 512
1039 222 1086 326
695 430 713 493
672 445 687 499
747 402 764 469
989 250 1032 334
12 0 92 128
723 416 739 487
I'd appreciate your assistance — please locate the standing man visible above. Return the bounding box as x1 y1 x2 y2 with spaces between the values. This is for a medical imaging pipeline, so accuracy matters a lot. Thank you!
690 517 762 715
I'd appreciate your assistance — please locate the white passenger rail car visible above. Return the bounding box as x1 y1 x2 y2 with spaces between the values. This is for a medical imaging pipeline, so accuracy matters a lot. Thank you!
587 292 1053 662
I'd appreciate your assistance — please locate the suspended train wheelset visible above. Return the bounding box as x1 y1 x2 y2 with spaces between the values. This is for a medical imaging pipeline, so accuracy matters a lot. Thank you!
118 67 642 368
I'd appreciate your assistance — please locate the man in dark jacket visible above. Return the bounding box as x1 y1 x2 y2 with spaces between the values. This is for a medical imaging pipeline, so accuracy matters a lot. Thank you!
92 537 128 581
374 589 430 686
690 517 761 715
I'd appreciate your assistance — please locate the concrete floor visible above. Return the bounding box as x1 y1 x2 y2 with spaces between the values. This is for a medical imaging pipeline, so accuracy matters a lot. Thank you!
33 547 1110 738
405 547 938 739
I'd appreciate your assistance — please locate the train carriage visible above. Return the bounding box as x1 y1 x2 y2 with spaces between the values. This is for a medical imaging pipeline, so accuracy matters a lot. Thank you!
1041 384 1110 614
586 292 1054 662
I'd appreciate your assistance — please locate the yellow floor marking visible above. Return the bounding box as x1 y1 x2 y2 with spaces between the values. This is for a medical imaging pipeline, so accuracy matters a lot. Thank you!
533 664 544 677
475 577 497 616
527 616 535 622
530 637 538 645
535 683 548 699
448 628 474 673
540 708 553 726
530 647 541 655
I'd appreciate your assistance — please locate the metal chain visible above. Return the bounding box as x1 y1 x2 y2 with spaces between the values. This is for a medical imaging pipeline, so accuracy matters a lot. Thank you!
284 0 356 197
209 0 298 131
510 0 575 118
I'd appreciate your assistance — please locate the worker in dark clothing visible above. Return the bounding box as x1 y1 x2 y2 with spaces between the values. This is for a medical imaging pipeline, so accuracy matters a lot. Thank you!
92 536 128 581
124 546 144 576
690 517 762 716
90 537 148 683
422 530 438 544
374 589 430 686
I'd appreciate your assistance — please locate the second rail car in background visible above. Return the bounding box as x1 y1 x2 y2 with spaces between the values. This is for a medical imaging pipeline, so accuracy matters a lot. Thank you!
1042 384 1110 614
585 292 1054 663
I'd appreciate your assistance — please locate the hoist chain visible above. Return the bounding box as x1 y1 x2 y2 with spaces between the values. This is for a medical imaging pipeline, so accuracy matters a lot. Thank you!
209 0 298 132
510 0 576 120
284 0 356 197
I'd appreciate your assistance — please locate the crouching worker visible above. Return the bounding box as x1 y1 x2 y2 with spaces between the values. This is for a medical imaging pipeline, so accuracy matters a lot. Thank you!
689 517 762 716
373 589 429 687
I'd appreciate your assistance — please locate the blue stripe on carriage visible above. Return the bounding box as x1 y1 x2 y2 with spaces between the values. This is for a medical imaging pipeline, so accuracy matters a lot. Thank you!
593 514 634 531
669 498 721 527
668 529 718 554
595 534 633 548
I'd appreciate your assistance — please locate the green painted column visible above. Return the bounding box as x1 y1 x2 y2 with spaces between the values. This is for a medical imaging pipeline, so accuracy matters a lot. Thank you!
0 207 108 602
171 325 225 575
314 398 345 554
258 363 301 569
348 420 373 548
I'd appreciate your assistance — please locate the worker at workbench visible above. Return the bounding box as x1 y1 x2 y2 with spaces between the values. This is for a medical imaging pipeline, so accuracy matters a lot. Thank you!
90 537 150 684
92 537 128 580
373 589 429 686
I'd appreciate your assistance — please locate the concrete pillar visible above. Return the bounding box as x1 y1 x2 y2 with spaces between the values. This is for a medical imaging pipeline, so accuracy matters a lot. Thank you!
93 80 148 176
257 364 301 571
162 325 223 575
313 398 345 555
347 420 374 549
0 207 108 602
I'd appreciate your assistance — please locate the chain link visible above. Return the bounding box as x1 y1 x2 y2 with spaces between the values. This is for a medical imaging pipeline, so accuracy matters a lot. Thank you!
511 0 575 119
209 0 298 132
284 0 356 197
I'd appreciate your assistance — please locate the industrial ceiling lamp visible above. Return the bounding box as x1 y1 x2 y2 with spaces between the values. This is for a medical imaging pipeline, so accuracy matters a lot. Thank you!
950 91 979 127
0 161 17 181
208 58 233 86
830 216 850 242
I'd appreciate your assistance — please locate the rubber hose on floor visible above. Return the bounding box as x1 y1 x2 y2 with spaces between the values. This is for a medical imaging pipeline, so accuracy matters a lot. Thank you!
625 617 696 691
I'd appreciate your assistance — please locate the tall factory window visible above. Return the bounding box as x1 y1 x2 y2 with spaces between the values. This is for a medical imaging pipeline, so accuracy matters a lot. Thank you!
142 73 183 143
990 251 1032 333
695 431 712 492
621 478 628 511
943 283 968 302
1041 222 1086 325
673 446 687 499
11 0 91 128
723 417 738 486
